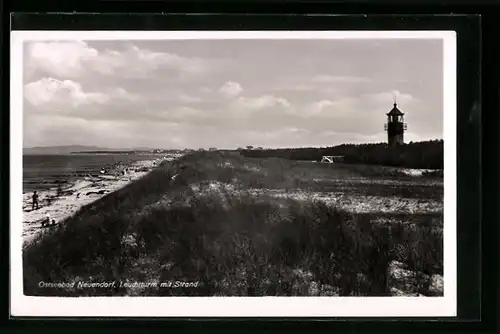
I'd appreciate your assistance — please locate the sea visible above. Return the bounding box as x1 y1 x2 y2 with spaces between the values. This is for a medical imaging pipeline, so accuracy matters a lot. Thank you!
22 154 162 193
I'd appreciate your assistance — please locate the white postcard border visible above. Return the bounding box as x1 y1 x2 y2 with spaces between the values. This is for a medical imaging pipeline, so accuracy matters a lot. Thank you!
10 30 457 317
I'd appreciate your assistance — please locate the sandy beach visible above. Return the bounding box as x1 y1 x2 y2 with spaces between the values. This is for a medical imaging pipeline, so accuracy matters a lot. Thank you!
22 154 181 245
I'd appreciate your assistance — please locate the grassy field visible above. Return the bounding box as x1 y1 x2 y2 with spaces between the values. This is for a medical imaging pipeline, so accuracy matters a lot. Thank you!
23 151 444 297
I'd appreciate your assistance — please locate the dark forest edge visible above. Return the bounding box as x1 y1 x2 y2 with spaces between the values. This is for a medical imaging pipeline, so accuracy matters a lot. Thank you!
237 140 444 170
26 140 443 170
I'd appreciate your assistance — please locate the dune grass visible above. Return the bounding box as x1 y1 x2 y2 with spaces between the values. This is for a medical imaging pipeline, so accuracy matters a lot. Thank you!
23 151 443 297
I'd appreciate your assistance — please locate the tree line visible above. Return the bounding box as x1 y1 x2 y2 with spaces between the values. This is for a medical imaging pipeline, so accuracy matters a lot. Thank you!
238 140 444 169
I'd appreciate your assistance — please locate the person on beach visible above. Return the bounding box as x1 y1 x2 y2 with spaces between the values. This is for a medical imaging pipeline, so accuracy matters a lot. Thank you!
57 183 63 197
32 191 39 211
42 213 50 227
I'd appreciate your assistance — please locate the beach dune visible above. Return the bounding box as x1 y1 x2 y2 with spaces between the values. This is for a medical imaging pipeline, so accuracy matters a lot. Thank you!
22 156 179 245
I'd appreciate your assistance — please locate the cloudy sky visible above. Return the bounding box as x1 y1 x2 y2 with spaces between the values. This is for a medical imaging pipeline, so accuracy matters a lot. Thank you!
23 38 443 149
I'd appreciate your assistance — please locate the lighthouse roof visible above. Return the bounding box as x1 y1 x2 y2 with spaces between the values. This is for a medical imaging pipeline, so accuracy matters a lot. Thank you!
386 103 404 116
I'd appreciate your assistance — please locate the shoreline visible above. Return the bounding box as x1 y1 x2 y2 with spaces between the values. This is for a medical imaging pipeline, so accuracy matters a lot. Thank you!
22 155 180 246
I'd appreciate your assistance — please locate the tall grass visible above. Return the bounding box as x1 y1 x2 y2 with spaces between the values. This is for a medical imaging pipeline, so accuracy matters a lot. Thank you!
23 151 443 297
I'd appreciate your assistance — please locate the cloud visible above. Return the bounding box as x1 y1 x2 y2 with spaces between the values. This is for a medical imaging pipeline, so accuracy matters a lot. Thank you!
23 115 130 147
179 94 203 103
216 81 291 113
234 94 291 111
158 107 204 122
367 90 415 104
24 78 108 108
317 130 386 144
305 90 416 117
286 85 316 92
23 114 188 148
301 97 358 118
267 75 374 102
21 39 442 149
305 100 335 116
24 78 136 112
25 41 211 81
311 75 373 84
273 89 420 139
218 81 243 98
26 41 99 78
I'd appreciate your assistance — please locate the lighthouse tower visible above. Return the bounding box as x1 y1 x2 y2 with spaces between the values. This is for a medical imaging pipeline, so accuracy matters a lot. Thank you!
384 101 407 146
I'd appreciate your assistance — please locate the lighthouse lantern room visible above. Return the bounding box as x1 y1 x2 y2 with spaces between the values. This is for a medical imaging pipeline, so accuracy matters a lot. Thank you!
384 102 407 146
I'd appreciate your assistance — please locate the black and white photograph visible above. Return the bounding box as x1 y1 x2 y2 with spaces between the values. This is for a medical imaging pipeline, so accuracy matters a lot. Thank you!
10 30 457 317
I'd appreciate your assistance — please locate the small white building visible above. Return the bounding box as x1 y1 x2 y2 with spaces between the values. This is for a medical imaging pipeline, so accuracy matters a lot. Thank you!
320 155 345 163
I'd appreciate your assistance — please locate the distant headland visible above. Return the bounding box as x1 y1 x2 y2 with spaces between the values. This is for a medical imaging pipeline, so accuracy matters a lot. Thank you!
22 145 182 155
